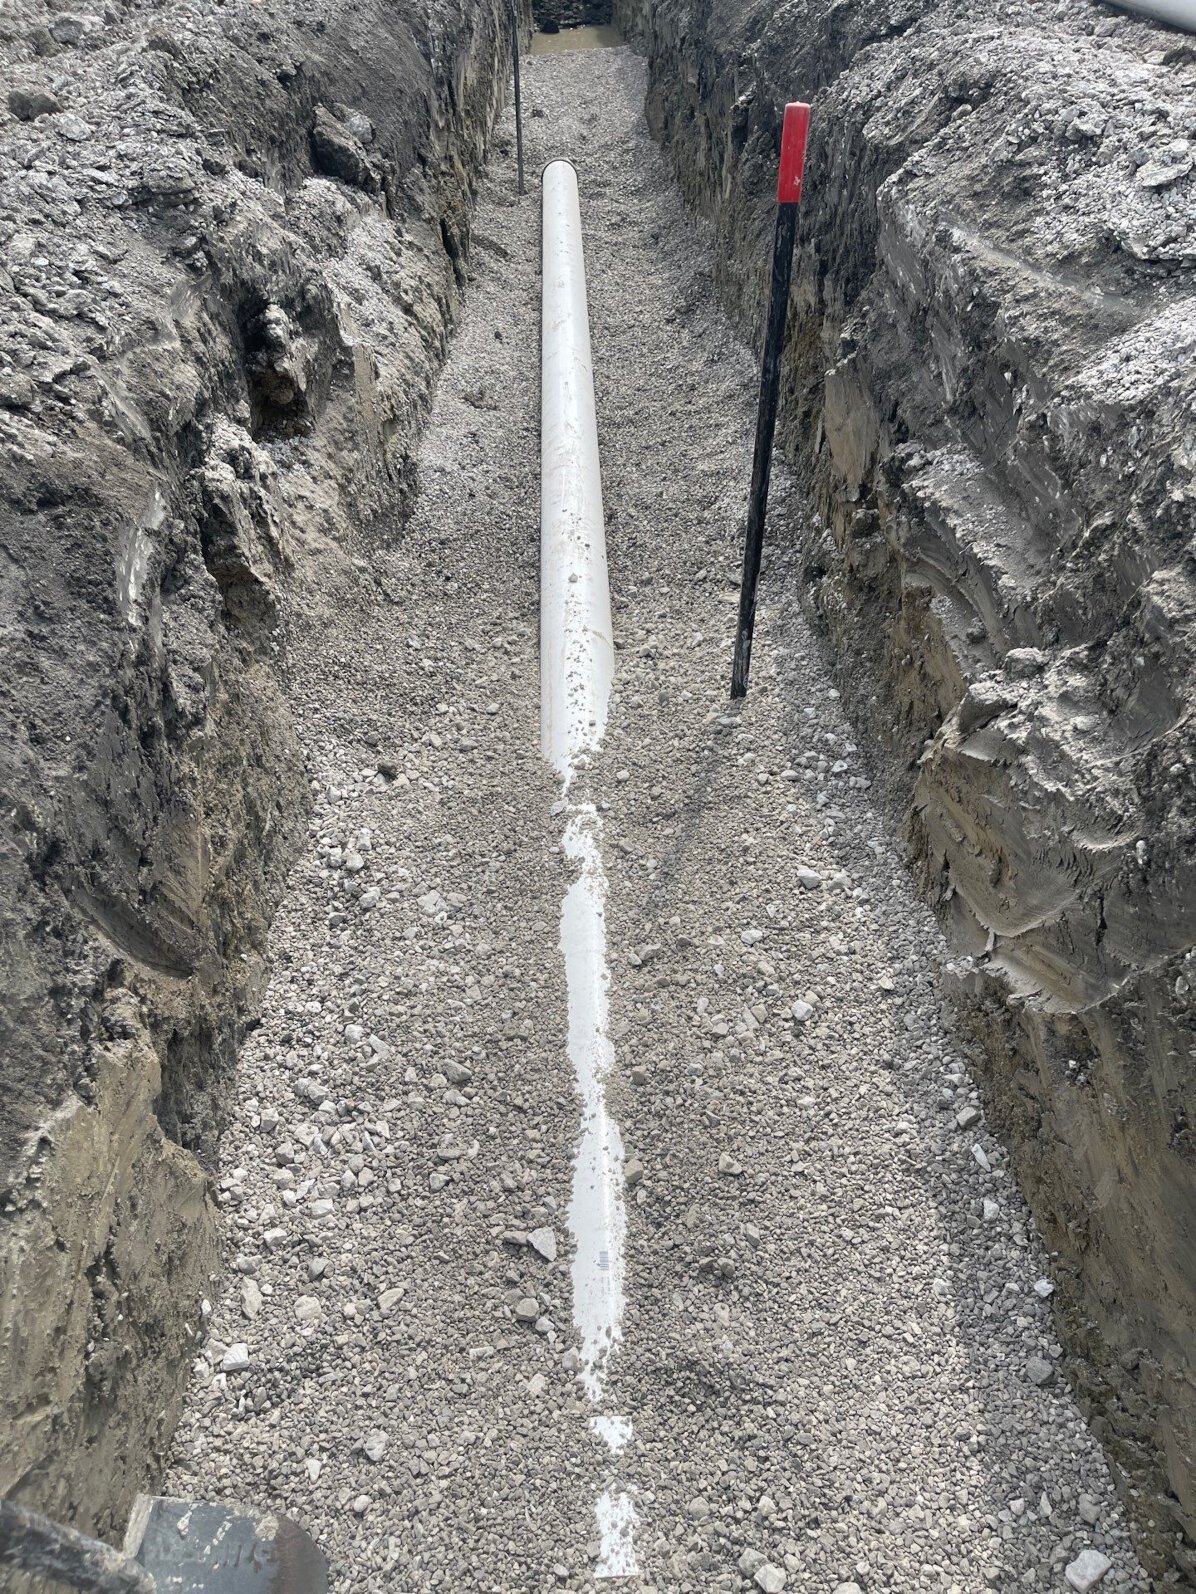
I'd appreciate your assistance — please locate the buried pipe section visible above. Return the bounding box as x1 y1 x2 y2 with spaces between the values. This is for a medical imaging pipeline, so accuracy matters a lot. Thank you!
1103 0 1196 30
541 158 613 775
540 157 638 1578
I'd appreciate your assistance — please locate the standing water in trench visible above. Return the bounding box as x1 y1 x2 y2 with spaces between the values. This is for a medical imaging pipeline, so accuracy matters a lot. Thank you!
165 43 1149 1594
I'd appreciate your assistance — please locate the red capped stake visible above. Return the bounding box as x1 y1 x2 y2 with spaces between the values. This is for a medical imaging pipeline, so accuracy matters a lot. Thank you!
776 101 811 205
732 99 814 698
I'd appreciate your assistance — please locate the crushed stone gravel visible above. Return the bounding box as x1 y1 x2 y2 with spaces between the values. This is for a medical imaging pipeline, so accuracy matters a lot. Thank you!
168 43 1148 1594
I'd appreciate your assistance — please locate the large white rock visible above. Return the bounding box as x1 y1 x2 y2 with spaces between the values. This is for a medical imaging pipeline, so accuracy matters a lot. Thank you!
1065 1549 1112 1591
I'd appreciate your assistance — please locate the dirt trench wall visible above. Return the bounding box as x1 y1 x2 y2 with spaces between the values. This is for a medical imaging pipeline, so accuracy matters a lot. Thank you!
0 0 516 1541
532 0 614 31
614 0 1196 1580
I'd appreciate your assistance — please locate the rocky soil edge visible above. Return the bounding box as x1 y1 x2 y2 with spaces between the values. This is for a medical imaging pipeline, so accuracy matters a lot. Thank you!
613 0 1196 1582
0 0 519 1541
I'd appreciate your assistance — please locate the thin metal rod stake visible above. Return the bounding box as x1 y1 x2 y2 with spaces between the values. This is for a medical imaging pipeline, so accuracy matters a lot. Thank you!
731 101 811 699
510 1 525 195
731 200 797 699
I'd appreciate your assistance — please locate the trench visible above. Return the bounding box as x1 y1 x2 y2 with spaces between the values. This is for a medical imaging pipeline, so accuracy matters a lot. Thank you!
157 37 1153 1594
2 0 1194 1589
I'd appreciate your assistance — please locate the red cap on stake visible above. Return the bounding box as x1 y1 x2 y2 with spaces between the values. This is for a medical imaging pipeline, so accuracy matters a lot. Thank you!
776 102 811 205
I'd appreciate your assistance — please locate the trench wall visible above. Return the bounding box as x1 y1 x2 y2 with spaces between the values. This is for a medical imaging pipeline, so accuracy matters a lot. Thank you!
532 1 615 31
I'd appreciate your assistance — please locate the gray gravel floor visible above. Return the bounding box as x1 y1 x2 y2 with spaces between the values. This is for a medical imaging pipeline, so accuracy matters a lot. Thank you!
168 44 1148 1594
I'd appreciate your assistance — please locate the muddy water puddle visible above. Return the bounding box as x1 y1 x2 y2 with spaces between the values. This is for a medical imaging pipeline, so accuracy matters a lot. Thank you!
530 25 623 54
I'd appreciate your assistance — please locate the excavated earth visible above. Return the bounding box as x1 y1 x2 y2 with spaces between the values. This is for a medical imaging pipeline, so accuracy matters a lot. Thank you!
0 0 1192 1590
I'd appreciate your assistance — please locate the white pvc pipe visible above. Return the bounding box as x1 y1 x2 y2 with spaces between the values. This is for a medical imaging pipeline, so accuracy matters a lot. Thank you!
539 158 638 1582
1105 0 1196 29
540 158 614 781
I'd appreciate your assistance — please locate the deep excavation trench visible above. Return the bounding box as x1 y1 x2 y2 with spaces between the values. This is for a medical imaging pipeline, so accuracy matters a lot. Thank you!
157 42 1147 1591
0 0 1193 1592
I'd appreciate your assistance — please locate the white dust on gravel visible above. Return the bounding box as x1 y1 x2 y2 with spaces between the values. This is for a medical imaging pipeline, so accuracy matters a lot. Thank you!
168 43 1147 1594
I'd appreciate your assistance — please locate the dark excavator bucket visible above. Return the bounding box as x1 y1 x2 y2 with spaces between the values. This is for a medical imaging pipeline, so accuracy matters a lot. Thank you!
124 1497 328 1594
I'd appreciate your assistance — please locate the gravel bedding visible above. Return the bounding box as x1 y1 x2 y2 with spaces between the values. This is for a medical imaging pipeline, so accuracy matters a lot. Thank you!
168 45 1148 1594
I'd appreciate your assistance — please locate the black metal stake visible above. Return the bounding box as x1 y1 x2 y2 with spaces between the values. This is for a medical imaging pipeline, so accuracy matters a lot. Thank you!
510 1 525 196
730 199 797 699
